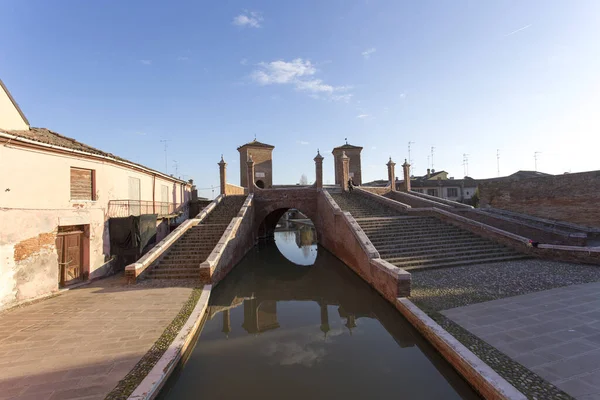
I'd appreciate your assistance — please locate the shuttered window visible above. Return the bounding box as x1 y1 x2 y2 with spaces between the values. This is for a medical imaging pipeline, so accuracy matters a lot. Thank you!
70 167 95 200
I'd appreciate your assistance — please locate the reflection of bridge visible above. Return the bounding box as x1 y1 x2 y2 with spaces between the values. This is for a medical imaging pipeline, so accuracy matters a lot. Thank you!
204 246 479 397
207 246 413 347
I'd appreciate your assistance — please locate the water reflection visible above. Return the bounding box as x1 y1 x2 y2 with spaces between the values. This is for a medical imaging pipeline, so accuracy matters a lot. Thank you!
274 219 317 265
160 243 480 400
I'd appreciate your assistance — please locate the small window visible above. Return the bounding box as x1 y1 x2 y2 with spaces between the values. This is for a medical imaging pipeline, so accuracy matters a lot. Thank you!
70 167 95 200
447 188 458 197
427 189 438 197
414 189 424 193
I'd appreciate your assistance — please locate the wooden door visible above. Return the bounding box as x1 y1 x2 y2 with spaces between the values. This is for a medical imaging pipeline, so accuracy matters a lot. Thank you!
57 232 83 286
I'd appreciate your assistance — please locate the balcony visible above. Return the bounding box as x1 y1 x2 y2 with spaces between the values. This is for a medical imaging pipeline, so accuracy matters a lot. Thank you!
107 200 188 218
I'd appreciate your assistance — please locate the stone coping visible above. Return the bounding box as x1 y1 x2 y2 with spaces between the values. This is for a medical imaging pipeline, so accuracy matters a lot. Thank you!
200 194 254 275
482 207 600 234
408 190 474 209
128 285 212 400
395 298 526 400
462 208 587 239
355 187 411 211
424 207 532 245
125 195 225 282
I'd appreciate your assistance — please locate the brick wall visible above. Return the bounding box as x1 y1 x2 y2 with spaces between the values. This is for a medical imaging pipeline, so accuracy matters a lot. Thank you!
333 148 362 185
239 147 273 188
479 170 600 228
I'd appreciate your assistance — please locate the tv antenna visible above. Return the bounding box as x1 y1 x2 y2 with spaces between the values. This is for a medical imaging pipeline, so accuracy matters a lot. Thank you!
159 139 171 174
431 146 435 170
172 160 179 178
462 154 469 177
534 151 541 171
408 141 415 166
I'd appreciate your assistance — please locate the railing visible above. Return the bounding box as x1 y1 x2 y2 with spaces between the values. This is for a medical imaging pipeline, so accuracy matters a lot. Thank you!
107 200 188 218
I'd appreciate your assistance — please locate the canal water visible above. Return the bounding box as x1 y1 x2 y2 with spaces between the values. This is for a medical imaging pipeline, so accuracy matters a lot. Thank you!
159 223 480 400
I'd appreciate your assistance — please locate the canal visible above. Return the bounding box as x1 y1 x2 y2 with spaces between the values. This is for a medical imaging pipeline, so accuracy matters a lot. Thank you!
159 222 480 399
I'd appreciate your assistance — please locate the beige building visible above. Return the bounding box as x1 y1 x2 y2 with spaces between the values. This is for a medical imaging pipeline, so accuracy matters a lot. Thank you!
0 79 192 309
332 142 363 185
237 140 275 189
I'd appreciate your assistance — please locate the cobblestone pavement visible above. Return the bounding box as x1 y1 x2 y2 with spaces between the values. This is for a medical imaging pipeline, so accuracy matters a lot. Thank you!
411 259 600 400
0 275 195 400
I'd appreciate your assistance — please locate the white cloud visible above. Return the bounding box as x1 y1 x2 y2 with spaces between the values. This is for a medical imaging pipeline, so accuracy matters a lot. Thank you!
362 48 376 59
233 11 263 28
251 58 352 101
140 60 152 65
240 58 248 65
356 114 370 119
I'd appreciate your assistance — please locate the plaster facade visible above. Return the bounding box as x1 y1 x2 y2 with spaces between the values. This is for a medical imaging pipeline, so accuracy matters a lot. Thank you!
0 135 191 309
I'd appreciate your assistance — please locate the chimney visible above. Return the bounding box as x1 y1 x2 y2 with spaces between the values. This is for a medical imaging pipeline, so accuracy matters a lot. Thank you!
427 168 431 179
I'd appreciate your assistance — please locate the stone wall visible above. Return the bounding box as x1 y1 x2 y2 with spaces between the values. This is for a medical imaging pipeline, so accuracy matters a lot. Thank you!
479 170 600 228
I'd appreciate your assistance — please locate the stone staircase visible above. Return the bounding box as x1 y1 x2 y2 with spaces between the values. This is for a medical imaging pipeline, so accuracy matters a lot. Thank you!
329 191 528 271
147 195 247 279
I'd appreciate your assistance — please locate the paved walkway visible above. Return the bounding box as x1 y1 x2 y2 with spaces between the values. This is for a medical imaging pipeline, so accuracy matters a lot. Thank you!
443 282 600 400
0 275 193 400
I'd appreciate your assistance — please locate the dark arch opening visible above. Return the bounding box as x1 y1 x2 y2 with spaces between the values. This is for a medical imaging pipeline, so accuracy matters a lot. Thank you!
255 180 265 189
258 208 318 266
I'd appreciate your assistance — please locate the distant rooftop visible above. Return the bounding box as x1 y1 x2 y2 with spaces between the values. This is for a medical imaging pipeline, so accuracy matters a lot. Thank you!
237 140 275 150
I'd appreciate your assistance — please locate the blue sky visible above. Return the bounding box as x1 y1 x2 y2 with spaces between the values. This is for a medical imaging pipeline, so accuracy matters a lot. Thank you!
2 1 599 198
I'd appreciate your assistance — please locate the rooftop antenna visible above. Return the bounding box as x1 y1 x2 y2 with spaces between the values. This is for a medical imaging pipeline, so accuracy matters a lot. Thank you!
462 154 469 177
345 137 348 145
431 146 435 170
408 141 415 166
497 149 500 177
254 133 257 141
160 139 171 174
427 155 430 172
534 151 541 171
173 160 179 178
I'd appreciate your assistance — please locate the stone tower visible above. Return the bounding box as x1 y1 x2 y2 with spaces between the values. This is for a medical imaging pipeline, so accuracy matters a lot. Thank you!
332 142 363 185
237 140 275 189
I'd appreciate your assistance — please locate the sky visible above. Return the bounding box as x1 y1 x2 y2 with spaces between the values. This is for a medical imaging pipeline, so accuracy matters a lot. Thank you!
1 0 599 198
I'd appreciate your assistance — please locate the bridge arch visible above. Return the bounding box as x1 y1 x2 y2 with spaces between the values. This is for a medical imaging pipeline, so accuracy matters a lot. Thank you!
252 187 319 242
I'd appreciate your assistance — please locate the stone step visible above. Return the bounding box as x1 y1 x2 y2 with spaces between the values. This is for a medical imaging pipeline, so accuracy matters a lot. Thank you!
378 242 500 257
365 231 476 242
151 263 201 269
360 226 464 235
384 247 512 263
374 239 492 253
399 254 531 272
386 249 520 267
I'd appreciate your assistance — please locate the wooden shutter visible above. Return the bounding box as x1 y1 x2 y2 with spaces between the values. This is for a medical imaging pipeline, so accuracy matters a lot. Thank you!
70 168 94 200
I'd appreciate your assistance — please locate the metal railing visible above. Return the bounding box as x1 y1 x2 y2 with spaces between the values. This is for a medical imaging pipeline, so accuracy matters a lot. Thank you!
107 200 188 218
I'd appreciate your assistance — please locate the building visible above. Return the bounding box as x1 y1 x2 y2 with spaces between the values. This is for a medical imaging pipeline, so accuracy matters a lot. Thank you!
237 140 275 189
0 79 192 309
332 142 363 185
407 171 478 202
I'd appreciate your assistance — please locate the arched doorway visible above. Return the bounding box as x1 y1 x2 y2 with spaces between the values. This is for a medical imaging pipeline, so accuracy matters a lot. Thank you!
255 180 265 189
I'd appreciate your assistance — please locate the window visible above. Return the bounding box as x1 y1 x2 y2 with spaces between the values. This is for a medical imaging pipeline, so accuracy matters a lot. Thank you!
70 167 95 200
447 188 458 197
413 189 424 193
427 189 438 197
